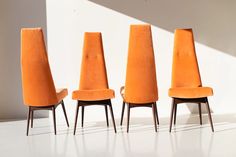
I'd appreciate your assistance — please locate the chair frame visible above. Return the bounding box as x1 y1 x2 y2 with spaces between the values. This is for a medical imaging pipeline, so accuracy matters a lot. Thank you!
26 100 69 136
73 99 117 135
120 102 159 132
169 97 214 132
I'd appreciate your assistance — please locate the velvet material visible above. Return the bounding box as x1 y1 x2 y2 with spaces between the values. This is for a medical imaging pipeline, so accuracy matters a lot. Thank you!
56 88 68 102
169 29 213 98
123 25 158 104
72 89 114 101
169 87 213 98
21 28 68 106
72 32 114 101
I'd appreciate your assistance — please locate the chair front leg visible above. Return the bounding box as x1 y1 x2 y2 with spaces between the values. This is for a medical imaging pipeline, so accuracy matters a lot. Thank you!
174 103 178 125
169 99 176 132
152 103 157 132
31 110 34 128
26 107 31 136
74 101 80 135
154 102 159 125
127 103 131 133
81 106 85 127
61 100 69 127
205 98 214 132
108 100 117 133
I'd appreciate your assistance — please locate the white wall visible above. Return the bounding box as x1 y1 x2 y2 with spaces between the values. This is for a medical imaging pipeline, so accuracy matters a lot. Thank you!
0 0 48 119
46 0 236 122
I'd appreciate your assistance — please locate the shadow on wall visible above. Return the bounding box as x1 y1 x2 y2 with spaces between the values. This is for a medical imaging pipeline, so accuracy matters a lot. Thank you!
88 0 236 57
0 0 48 119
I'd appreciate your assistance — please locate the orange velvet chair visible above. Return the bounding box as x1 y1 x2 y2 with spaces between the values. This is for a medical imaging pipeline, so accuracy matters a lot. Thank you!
72 32 116 135
21 28 69 135
120 24 159 132
169 29 214 132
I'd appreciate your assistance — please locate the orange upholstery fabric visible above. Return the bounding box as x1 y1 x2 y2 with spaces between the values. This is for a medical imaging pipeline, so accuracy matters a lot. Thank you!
72 89 114 101
21 28 67 106
123 25 158 104
169 87 213 98
56 88 68 102
169 29 213 98
72 32 114 101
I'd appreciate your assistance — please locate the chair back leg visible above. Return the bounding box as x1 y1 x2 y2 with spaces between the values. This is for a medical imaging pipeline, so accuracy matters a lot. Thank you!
52 106 57 135
198 103 202 125
120 101 125 125
105 105 109 127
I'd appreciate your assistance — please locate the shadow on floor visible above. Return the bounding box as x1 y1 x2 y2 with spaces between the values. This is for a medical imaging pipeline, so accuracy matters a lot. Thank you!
24 113 236 136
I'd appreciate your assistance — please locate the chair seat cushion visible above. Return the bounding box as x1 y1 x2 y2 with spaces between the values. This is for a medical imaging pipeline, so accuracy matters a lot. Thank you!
72 89 115 101
168 87 213 98
56 88 68 102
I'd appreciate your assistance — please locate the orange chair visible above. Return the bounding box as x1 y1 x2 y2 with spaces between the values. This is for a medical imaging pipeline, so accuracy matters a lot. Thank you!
21 28 69 135
72 32 116 135
120 25 159 132
169 29 214 132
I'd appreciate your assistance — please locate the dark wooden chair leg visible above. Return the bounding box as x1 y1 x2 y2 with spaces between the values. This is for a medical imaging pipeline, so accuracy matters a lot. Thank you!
74 101 80 135
52 106 57 135
120 101 125 126
81 106 84 127
26 107 31 136
108 100 117 133
154 102 159 125
205 98 214 132
198 103 202 125
127 104 131 133
169 99 176 132
31 110 34 128
152 103 157 132
61 100 69 127
174 103 177 125
105 105 109 127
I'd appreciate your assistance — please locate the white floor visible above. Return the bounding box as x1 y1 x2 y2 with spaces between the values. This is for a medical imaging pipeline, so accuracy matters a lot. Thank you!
1 114 236 157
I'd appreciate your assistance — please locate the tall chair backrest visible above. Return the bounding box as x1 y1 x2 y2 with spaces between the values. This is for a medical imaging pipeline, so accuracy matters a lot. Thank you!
124 25 158 104
171 29 202 88
21 28 57 106
79 32 109 90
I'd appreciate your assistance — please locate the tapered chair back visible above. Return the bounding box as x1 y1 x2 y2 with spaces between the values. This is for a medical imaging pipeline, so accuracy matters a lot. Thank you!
171 29 202 88
79 32 109 90
21 28 57 106
124 25 158 104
